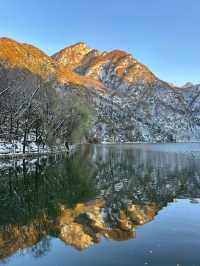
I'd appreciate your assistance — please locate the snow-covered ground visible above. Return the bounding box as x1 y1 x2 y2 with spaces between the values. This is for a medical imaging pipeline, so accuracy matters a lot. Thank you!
0 142 77 171
0 140 50 156
0 140 76 158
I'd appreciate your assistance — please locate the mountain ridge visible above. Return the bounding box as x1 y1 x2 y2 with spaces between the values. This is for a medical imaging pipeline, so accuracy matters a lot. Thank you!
52 42 161 89
0 37 106 92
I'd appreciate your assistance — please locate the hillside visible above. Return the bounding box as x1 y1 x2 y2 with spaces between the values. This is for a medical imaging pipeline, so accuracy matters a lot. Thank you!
0 37 200 146
53 42 200 142
0 38 105 92
52 43 158 91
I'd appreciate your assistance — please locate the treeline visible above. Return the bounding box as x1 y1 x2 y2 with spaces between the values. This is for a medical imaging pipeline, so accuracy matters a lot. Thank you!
0 70 93 153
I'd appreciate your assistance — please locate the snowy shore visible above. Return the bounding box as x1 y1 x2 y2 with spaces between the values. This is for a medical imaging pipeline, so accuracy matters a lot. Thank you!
0 140 76 159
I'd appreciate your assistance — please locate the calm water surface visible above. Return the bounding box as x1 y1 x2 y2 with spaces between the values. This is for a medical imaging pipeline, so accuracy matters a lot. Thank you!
1 143 200 266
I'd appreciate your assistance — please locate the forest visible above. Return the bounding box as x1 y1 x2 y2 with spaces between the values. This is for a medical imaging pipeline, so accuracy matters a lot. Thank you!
0 73 93 154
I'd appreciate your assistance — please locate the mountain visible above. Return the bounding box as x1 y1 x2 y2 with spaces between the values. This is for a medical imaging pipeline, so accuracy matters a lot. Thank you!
52 43 158 91
52 42 98 70
53 42 200 142
0 37 200 144
0 38 105 92
0 37 55 77
182 82 195 88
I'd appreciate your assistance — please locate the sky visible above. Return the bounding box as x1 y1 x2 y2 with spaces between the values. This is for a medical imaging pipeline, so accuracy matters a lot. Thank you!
0 0 200 86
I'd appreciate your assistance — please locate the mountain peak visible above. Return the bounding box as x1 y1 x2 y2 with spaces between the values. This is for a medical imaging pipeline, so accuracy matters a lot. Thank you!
52 42 96 71
69 41 90 49
182 82 194 88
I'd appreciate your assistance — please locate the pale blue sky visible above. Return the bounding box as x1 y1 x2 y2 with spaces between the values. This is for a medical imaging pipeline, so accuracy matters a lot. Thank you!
0 0 200 85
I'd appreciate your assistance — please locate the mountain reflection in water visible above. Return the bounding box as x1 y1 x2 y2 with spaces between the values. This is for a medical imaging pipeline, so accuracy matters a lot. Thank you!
0 144 200 262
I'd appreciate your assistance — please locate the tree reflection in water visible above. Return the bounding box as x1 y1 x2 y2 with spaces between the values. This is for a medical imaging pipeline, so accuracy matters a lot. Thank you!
0 144 200 260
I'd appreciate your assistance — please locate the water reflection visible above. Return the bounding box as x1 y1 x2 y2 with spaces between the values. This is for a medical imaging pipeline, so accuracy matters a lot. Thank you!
0 144 200 262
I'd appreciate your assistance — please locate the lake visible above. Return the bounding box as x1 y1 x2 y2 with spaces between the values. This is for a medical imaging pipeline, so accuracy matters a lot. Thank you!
0 143 200 266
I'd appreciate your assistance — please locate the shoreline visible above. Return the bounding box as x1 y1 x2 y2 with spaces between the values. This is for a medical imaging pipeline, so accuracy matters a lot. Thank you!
0 145 77 160
0 150 64 160
1 142 200 159
100 141 200 144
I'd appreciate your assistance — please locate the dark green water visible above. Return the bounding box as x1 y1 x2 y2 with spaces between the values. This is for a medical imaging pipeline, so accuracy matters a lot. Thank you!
1 143 200 266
